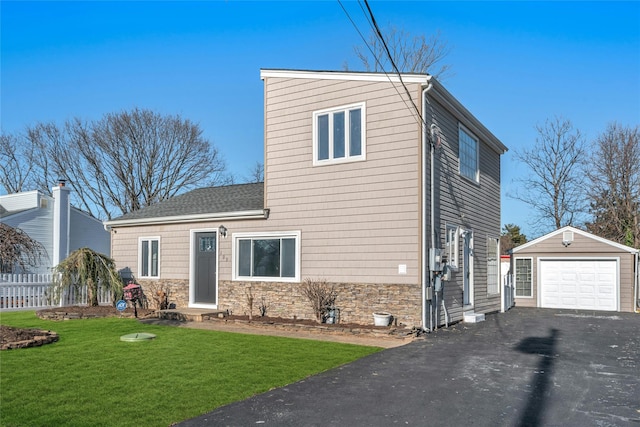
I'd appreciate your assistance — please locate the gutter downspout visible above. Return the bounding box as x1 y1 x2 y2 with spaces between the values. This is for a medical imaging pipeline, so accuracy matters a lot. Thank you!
635 251 639 313
422 82 434 332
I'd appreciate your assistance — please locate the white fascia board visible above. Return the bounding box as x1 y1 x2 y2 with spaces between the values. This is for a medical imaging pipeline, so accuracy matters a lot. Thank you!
428 79 508 155
512 225 639 254
104 209 268 228
260 69 431 85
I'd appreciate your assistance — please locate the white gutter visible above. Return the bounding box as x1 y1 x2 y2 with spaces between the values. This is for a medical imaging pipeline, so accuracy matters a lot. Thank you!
104 209 269 230
422 82 434 332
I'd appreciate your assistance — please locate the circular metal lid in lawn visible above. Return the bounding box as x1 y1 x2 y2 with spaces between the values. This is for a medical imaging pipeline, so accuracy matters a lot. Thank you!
120 333 156 342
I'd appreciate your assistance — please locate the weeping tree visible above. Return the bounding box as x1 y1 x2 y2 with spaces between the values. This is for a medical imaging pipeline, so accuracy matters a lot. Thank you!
0 223 46 274
50 248 123 306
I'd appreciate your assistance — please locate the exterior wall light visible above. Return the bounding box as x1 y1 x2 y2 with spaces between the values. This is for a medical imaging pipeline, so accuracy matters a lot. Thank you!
219 225 227 238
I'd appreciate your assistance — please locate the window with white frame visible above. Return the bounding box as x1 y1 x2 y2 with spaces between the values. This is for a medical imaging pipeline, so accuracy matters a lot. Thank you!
139 237 160 278
313 103 365 165
459 125 479 182
445 224 459 269
487 237 500 295
515 258 532 297
233 232 300 281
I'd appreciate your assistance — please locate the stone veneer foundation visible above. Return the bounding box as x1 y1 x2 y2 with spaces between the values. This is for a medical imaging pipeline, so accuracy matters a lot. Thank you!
135 280 422 327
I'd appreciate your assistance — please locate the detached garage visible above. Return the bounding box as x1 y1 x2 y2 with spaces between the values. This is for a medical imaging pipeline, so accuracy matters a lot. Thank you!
511 226 639 313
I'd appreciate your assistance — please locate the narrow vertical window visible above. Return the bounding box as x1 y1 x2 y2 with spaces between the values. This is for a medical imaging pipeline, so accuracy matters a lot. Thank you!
515 258 532 297
446 225 459 269
333 111 345 158
459 125 479 182
317 114 329 161
139 237 160 278
487 237 499 295
349 108 362 156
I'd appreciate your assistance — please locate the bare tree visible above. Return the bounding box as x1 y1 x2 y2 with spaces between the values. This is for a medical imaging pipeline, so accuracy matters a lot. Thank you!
0 133 37 193
586 123 640 247
510 117 588 233
0 223 47 274
245 161 264 183
347 25 452 79
23 108 227 220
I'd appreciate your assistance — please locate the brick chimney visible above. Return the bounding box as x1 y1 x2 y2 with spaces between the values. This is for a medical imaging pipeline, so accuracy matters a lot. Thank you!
52 179 71 267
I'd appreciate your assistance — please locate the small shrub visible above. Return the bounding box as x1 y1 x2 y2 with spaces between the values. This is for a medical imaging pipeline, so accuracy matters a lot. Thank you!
301 278 337 323
147 283 170 310
259 296 269 317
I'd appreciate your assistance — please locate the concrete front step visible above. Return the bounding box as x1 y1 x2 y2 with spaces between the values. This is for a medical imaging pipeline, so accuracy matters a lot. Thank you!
158 309 227 322
463 311 485 323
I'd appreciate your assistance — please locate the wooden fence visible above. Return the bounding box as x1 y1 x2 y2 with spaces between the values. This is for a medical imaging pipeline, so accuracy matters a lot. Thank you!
0 274 112 310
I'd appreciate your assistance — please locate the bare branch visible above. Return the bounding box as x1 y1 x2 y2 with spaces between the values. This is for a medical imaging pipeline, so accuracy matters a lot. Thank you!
509 116 588 234
350 25 453 80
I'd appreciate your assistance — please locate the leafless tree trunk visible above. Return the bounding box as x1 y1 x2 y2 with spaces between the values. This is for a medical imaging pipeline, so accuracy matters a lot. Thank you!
347 25 452 80
510 117 588 234
20 108 227 220
586 123 640 247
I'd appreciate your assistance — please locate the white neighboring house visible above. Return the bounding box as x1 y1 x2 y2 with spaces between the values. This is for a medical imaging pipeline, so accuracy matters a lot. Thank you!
0 181 110 273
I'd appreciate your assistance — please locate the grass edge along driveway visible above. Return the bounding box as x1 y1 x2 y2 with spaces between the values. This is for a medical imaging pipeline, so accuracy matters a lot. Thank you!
0 311 381 427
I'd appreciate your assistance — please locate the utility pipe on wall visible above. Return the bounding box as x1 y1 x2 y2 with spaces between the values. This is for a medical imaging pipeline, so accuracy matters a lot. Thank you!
421 82 434 332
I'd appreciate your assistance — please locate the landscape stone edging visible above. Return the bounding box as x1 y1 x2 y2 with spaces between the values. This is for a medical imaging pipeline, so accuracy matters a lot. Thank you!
201 315 418 340
36 310 152 321
1 330 59 350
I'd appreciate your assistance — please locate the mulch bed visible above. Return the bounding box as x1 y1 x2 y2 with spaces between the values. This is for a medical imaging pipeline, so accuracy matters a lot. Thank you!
0 325 59 350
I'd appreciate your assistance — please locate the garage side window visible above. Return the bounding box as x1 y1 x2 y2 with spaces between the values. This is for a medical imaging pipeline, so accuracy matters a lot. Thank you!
515 258 532 297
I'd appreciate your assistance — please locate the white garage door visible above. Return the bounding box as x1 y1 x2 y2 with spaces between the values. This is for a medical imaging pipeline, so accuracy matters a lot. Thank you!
540 260 617 311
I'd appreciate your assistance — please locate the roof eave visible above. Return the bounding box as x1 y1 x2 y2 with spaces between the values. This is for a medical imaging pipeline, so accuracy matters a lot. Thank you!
428 79 508 155
512 225 639 254
260 68 432 85
104 209 269 229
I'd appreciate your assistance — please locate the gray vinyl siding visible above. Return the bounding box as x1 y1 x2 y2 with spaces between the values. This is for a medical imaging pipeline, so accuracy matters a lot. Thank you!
69 209 111 257
263 77 422 285
428 92 503 320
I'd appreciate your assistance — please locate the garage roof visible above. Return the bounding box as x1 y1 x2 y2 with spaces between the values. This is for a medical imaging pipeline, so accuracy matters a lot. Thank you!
512 226 639 254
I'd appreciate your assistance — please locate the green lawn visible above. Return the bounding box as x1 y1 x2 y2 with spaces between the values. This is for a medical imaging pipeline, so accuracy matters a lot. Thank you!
0 311 381 427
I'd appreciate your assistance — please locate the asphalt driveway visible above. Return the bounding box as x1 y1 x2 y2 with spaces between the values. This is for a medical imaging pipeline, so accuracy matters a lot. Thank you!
178 307 639 427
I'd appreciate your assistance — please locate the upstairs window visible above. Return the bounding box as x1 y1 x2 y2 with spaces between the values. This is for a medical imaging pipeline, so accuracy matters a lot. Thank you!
459 125 479 182
313 103 365 165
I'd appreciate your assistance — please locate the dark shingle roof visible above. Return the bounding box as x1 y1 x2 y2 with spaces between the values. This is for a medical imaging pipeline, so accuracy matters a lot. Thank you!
108 182 264 224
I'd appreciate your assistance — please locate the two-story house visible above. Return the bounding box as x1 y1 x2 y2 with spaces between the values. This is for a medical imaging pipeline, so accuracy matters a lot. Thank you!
1 181 111 273
104 69 508 329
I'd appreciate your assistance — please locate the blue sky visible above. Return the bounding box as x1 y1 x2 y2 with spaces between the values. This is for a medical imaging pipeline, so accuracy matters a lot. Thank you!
2 1 639 239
